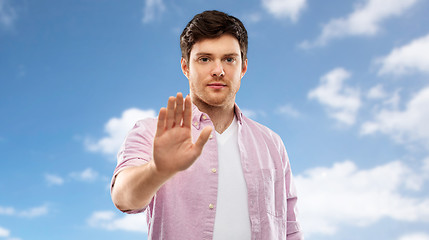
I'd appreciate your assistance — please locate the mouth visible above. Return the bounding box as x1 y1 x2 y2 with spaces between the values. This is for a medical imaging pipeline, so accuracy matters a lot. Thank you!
207 82 227 89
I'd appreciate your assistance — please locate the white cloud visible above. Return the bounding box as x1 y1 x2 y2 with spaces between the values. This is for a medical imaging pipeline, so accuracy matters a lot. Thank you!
18 205 48 218
361 86 429 149
398 233 429 240
87 210 148 233
376 33 429 76
262 0 307 22
0 226 10 237
382 89 401 109
46 168 107 186
300 0 419 48
367 84 387 99
44 173 64 186
243 12 262 23
85 108 156 157
0 0 17 30
296 159 429 236
142 0 165 23
308 68 361 125
0 206 14 215
424 157 429 173
0 204 48 218
70 168 99 182
276 104 300 118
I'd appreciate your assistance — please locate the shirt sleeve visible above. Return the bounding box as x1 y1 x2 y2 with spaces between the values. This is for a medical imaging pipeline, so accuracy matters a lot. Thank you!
110 118 157 214
283 143 304 239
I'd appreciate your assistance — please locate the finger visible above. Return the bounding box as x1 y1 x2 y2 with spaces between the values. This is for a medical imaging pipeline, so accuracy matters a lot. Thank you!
194 126 213 153
175 92 184 127
183 95 192 128
155 107 166 137
166 96 176 129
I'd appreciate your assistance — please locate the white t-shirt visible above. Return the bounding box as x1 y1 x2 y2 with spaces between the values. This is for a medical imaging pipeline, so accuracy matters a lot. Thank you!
213 116 251 240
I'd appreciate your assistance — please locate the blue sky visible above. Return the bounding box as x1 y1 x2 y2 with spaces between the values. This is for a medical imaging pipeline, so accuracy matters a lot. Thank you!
1 0 429 239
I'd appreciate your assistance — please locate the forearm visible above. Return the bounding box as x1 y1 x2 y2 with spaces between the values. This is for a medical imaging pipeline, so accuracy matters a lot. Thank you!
111 161 174 211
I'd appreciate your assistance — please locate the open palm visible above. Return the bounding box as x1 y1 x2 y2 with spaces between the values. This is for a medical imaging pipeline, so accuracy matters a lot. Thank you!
153 93 212 176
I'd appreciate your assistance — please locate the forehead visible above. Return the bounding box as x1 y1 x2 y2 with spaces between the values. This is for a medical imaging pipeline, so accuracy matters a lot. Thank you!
190 34 241 56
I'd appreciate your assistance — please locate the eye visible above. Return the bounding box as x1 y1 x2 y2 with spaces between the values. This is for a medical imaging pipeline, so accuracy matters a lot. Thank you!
225 57 236 63
199 57 210 62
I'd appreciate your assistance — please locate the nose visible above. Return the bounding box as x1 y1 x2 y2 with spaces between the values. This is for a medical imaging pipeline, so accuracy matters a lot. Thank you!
211 61 225 78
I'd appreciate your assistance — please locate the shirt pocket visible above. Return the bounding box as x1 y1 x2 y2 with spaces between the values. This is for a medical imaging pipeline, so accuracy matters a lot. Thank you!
261 168 286 217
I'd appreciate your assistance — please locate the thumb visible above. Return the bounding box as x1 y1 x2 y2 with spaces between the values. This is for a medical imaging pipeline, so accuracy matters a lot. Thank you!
194 126 213 151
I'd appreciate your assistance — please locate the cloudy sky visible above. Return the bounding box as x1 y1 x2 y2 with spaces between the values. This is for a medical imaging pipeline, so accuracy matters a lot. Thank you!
1 0 429 239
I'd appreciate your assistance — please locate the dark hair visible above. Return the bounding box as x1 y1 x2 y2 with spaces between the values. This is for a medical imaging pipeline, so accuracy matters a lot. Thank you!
180 10 248 65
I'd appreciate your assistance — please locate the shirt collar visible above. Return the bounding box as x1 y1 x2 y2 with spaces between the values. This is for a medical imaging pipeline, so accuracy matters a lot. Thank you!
191 103 243 130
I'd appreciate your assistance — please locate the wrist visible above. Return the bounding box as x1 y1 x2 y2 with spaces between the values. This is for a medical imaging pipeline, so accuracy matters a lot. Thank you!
148 160 176 182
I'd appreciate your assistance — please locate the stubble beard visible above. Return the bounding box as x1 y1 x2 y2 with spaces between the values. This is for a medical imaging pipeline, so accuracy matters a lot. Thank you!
190 86 236 111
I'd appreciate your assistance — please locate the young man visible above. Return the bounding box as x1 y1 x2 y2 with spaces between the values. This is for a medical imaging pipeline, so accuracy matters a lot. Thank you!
111 10 303 240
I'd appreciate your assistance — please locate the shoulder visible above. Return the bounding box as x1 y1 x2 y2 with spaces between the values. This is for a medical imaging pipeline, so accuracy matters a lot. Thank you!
240 114 290 169
241 115 285 149
133 117 157 131
116 117 158 167
236 104 283 146
125 117 158 142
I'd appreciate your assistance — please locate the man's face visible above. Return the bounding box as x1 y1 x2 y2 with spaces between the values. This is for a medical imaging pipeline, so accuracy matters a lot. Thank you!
181 34 247 109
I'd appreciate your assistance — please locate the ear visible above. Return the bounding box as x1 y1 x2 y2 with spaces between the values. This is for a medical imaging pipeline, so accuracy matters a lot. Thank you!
181 57 189 79
241 58 248 79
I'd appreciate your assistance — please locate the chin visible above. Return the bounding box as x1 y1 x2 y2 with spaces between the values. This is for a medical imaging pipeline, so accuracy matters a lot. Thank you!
192 91 234 108
202 99 225 107
205 95 235 107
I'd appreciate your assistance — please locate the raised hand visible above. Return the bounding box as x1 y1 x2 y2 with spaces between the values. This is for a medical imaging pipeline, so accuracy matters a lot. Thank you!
152 93 212 176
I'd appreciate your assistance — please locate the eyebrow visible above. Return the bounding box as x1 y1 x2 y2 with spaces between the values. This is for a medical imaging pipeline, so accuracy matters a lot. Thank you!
195 52 240 57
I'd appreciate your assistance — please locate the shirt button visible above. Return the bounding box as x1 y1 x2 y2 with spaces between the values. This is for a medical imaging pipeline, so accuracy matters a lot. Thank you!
193 122 198 127
209 204 214 209
211 168 217 173
202 115 208 120
209 134 213 139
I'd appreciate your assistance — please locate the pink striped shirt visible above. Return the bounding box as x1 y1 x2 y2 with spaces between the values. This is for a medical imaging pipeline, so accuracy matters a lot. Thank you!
111 104 303 239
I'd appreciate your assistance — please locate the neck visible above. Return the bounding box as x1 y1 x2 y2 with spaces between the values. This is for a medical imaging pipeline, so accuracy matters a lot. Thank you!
193 99 235 134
